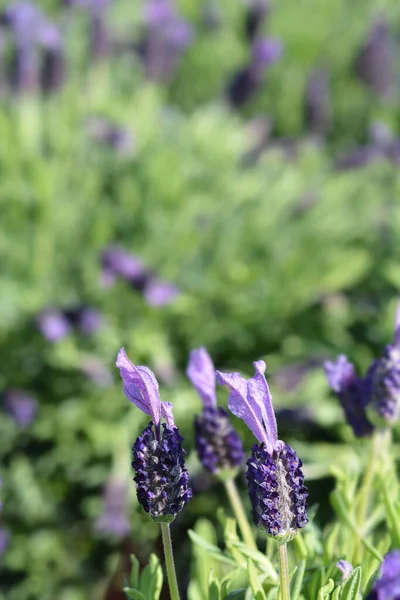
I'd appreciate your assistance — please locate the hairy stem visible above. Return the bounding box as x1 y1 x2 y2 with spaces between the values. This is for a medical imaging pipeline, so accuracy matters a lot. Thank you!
278 543 291 600
160 522 180 600
224 478 257 550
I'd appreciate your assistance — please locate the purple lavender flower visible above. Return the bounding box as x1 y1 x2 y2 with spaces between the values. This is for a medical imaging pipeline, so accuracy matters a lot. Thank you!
217 361 308 541
364 304 400 426
305 68 331 136
187 348 244 475
141 0 193 83
336 560 353 581
86 118 135 155
37 22 65 92
3 389 37 427
355 20 393 99
367 550 400 600
37 308 71 342
227 37 282 107
95 477 130 537
144 279 180 307
244 0 270 41
0 527 9 558
324 355 373 437
76 307 103 335
116 348 192 522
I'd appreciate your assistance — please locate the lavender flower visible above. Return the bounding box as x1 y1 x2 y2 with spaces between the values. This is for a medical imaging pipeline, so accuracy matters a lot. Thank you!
0 527 9 558
367 550 400 600
37 308 71 342
100 246 179 307
244 0 270 41
228 37 282 107
187 348 244 476
324 355 373 437
3 389 37 427
364 305 400 426
141 0 193 83
95 477 130 537
86 118 135 155
355 20 393 99
116 348 192 522
336 560 353 581
305 68 331 136
217 361 308 542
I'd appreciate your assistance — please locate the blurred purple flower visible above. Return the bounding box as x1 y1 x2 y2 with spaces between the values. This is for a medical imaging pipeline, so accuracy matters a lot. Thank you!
101 246 179 307
336 560 353 581
251 37 282 71
144 279 180 307
0 527 9 557
76 307 103 335
86 118 135 155
355 20 394 99
305 68 331 136
244 0 270 41
37 308 71 342
141 0 194 82
95 477 130 537
367 550 400 600
3 389 37 427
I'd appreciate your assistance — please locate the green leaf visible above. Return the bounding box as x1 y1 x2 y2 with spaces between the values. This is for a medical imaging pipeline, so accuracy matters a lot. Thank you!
341 566 362 600
247 559 267 600
226 590 246 600
317 579 334 600
208 578 221 600
188 530 238 567
123 589 147 600
145 554 163 600
290 559 306 600
130 554 140 589
380 477 400 548
331 586 341 600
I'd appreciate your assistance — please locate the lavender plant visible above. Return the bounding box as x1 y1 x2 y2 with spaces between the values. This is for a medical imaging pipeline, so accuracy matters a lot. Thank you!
116 347 192 600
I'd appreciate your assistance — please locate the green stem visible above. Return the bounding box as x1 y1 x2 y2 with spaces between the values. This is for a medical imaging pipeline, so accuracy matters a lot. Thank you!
353 430 383 564
224 478 257 550
278 543 291 600
160 522 180 600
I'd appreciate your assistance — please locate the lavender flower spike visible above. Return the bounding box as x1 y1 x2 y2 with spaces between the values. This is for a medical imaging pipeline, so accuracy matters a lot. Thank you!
188 348 244 475
364 302 400 426
217 362 308 542
367 550 400 600
116 348 192 522
324 355 373 437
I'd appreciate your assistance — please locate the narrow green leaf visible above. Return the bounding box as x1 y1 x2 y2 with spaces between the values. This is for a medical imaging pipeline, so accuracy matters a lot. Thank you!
130 554 140 589
247 558 267 600
188 530 238 567
317 578 334 600
146 554 163 600
290 559 306 600
209 579 221 600
123 588 147 600
331 586 341 600
226 589 246 600
381 478 400 547
341 566 362 600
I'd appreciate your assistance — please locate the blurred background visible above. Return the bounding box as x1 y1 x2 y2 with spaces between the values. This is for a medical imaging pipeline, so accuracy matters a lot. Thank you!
1 0 400 598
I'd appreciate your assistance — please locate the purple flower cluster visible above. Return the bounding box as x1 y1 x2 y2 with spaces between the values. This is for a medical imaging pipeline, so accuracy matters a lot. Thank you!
0 1 65 93
133 423 191 522
101 246 179 307
217 360 308 540
325 302 400 435
187 348 244 475
355 19 393 99
116 348 192 522
2 389 37 427
367 550 400 600
37 306 103 342
246 442 308 539
0 479 9 560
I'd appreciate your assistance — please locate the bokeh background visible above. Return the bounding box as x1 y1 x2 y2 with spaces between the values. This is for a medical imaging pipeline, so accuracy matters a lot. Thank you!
1 0 400 598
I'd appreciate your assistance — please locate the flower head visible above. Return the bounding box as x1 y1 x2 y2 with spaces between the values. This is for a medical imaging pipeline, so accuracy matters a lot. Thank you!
367 550 400 600
364 305 400 426
116 348 191 521
3 389 37 427
324 355 373 437
217 361 308 541
188 348 244 475
336 560 353 581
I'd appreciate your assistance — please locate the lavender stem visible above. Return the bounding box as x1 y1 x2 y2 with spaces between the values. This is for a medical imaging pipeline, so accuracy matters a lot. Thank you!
224 478 257 550
160 522 180 600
